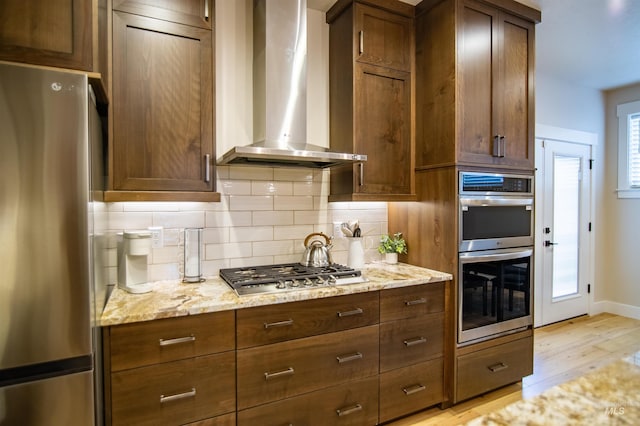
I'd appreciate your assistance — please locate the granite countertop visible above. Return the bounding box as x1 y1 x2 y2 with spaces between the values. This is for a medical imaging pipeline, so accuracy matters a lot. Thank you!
100 262 452 327
466 352 640 425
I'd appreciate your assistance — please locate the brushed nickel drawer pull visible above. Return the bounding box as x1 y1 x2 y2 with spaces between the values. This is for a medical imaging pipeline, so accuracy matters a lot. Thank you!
264 319 294 329
488 362 509 373
336 403 363 417
158 335 195 347
402 384 426 395
337 307 363 317
403 336 427 347
336 352 363 364
405 298 427 306
160 388 196 403
264 367 295 380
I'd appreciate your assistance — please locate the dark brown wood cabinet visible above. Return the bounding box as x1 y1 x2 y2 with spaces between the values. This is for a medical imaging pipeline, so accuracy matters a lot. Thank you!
327 0 416 202
415 0 538 171
112 0 212 29
103 311 236 426
107 3 219 202
0 0 106 73
378 283 445 422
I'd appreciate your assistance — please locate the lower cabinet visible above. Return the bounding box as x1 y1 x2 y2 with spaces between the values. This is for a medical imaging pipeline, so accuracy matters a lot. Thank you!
455 333 533 402
237 376 379 426
110 352 235 425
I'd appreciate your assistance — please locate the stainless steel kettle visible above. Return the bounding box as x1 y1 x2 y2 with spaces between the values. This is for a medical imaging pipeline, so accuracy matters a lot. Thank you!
300 232 333 267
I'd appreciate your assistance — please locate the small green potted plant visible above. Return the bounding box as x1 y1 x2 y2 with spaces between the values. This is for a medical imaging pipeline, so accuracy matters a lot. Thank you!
378 232 407 264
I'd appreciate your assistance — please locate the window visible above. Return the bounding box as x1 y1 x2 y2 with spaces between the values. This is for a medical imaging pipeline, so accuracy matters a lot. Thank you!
617 100 640 198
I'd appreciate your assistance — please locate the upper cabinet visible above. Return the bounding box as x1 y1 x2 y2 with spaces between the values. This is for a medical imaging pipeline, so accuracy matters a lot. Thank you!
327 0 416 202
106 1 219 202
0 0 108 91
416 0 539 171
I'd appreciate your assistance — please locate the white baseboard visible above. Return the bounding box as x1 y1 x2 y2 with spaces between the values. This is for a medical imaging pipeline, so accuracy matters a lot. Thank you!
591 300 640 320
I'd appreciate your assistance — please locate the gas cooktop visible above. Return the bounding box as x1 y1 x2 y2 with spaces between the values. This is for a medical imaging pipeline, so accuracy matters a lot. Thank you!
219 263 368 296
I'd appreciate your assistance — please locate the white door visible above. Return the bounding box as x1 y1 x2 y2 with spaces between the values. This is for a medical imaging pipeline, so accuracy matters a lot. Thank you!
536 139 592 326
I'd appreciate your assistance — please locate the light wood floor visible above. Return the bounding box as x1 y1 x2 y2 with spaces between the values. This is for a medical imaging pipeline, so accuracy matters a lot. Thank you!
388 313 640 426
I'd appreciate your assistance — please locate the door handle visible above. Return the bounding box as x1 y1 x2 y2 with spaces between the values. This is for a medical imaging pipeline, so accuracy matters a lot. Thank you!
544 240 558 247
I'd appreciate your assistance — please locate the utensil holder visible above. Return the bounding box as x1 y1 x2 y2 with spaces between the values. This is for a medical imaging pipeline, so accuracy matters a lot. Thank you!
183 228 203 283
347 237 365 269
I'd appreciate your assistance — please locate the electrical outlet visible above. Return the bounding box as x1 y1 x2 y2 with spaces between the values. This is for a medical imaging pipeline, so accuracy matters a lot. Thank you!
148 226 163 248
333 222 343 238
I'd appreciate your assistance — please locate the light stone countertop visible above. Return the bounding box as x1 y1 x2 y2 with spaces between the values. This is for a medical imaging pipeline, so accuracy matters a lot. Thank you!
100 262 453 327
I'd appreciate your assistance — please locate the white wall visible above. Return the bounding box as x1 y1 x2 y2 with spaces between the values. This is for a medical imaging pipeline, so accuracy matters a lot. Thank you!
599 83 640 315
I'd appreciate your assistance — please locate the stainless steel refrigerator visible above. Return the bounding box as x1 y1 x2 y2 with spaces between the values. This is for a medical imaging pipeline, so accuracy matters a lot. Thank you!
0 62 107 425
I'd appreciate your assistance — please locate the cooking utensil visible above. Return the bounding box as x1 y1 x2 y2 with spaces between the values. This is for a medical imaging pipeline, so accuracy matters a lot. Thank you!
341 222 353 237
300 232 333 267
353 227 361 237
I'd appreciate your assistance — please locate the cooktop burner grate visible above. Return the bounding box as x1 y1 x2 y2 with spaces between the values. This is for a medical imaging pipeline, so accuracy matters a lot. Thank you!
219 263 367 296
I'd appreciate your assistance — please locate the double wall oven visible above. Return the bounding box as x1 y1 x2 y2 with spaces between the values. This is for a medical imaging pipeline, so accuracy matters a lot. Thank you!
458 172 534 345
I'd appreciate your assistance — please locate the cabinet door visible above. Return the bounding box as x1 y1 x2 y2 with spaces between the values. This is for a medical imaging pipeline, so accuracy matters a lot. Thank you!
497 12 535 169
458 0 498 165
113 0 212 29
112 11 214 192
354 63 412 196
0 0 93 70
458 0 534 169
355 4 412 72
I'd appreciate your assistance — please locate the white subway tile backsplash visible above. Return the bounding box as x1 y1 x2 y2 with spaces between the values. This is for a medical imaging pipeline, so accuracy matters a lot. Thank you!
153 211 205 228
229 195 273 211
253 240 295 256
252 210 294 226
275 195 314 210
219 179 252 195
230 226 273 242
251 181 293 196
205 210 252 227
106 169 387 283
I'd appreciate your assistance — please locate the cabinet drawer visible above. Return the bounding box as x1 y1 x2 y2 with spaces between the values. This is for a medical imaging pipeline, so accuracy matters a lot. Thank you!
237 325 379 410
109 311 235 371
379 358 444 423
456 336 533 402
237 292 379 348
238 376 379 426
380 312 444 372
380 283 444 322
184 412 235 426
111 352 235 426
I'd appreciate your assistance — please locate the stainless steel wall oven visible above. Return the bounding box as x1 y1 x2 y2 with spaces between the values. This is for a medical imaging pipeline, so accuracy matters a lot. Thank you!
458 172 534 345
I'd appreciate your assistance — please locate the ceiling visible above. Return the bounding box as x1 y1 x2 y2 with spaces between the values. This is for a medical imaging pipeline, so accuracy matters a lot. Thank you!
309 0 640 91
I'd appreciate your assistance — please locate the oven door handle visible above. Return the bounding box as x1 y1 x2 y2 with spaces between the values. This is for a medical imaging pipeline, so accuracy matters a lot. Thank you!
460 248 533 263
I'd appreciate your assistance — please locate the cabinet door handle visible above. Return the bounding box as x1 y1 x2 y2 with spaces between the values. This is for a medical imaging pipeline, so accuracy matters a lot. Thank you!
263 319 294 329
402 384 426 395
204 154 211 183
359 31 364 55
160 388 196 403
158 335 195 347
405 297 427 306
336 352 363 364
487 362 509 372
337 307 363 317
336 403 363 417
403 336 427 347
359 163 364 186
204 0 209 20
500 135 506 158
493 135 501 157
264 367 295 380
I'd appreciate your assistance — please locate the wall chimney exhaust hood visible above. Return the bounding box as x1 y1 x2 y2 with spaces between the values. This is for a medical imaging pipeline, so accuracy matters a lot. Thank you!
217 0 367 168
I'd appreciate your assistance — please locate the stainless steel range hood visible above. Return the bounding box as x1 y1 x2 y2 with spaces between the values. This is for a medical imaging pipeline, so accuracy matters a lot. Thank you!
217 0 367 168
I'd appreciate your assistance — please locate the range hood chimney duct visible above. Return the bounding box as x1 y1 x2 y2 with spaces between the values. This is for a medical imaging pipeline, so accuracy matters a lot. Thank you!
217 0 367 168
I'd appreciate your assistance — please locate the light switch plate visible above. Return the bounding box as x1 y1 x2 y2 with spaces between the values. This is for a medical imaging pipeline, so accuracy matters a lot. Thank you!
148 226 163 248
